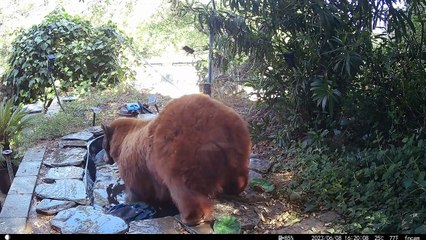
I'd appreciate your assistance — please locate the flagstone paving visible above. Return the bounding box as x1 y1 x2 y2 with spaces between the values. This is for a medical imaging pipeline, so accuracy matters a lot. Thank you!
0 126 339 234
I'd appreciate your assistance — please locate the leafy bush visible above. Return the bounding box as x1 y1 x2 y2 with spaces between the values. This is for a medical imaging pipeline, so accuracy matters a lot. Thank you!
173 0 426 147
177 4 426 232
289 132 426 233
2 7 135 111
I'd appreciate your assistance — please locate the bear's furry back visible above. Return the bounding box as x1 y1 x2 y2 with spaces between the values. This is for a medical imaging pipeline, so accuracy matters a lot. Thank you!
108 93 252 207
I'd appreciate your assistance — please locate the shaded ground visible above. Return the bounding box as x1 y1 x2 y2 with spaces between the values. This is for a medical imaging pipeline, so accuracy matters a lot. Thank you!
212 94 344 234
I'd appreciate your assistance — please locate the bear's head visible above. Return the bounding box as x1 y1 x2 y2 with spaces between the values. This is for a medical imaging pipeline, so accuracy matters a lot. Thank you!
101 117 153 165
101 124 115 164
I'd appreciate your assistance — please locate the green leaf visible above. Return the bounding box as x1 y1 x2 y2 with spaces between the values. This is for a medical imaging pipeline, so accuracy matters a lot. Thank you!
403 178 413 189
418 171 425 183
250 178 275 192
213 215 241 234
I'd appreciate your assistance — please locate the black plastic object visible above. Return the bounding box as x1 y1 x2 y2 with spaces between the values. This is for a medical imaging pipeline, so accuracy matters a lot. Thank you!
105 202 157 223
84 135 103 204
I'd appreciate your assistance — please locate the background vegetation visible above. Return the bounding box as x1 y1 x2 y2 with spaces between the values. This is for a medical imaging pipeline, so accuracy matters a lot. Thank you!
2 8 136 112
171 0 426 233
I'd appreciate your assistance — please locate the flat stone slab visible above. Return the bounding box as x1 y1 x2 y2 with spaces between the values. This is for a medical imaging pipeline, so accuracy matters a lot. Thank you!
15 161 42 176
45 166 84 180
35 179 88 205
93 163 125 207
23 103 43 114
0 194 33 218
8 176 38 194
36 199 77 215
51 206 128 234
59 140 87 148
0 217 28 234
249 158 273 173
128 216 183 234
44 148 87 167
21 146 46 163
93 189 109 208
93 182 126 208
62 131 94 141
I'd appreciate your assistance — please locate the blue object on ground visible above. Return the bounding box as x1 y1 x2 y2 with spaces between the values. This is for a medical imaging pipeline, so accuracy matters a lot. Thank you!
126 103 140 111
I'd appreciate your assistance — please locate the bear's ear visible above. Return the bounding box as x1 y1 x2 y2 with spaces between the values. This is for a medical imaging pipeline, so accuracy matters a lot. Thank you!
101 124 113 137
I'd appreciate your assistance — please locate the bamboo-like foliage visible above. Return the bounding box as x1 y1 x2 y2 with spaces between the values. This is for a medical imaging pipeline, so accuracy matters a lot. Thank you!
171 0 425 142
0 98 33 150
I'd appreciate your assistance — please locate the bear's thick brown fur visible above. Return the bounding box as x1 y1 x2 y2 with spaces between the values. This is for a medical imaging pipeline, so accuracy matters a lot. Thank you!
101 93 252 225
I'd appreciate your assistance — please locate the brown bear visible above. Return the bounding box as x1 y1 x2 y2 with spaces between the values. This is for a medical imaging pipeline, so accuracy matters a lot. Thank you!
101 93 252 226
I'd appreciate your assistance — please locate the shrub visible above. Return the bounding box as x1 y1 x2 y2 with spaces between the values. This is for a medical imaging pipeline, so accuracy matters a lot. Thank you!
2 7 135 112
289 132 426 233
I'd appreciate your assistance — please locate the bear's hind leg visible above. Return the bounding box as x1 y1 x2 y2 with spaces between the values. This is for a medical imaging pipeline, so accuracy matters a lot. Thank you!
223 174 248 195
168 180 213 226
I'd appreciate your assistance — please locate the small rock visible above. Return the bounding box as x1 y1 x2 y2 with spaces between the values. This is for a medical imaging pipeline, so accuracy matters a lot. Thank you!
23 104 43 114
51 206 128 234
62 131 94 141
138 114 157 120
85 126 104 137
59 140 87 148
93 189 109 208
289 191 302 202
174 215 213 234
36 199 77 215
248 170 262 182
128 216 183 234
44 148 87 167
45 166 84 180
241 190 270 203
35 179 88 205
317 211 341 223
241 209 261 229
94 149 106 165
249 158 273 174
